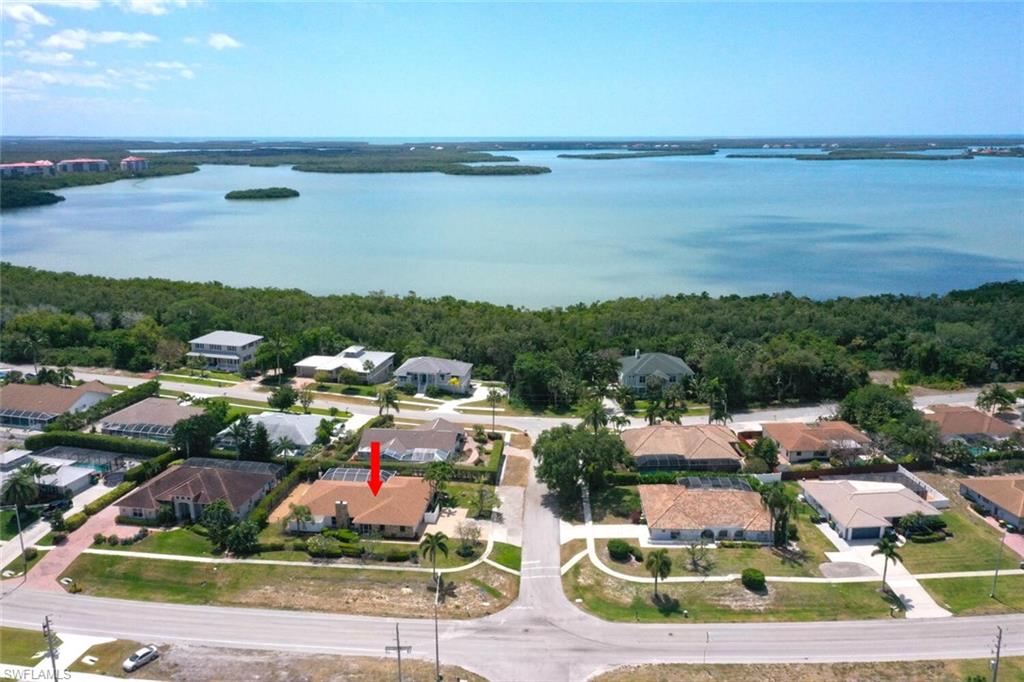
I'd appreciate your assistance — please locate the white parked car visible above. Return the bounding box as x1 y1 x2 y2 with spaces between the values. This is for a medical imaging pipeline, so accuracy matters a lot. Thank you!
122 645 159 672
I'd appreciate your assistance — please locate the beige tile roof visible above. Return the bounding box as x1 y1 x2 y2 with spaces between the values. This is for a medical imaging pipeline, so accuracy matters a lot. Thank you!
621 424 741 462
923 405 1019 439
100 397 204 428
637 484 770 531
293 475 432 527
0 381 113 416
961 476 1024 518
800 480 939 529
761 421 871 452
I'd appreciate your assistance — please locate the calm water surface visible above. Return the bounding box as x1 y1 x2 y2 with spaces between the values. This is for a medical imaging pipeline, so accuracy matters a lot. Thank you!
2 149 1021 306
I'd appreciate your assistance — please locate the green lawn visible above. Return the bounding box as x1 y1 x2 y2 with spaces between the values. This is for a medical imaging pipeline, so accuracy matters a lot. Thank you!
583 486 640 524
60 553 517 619
68 639 145 677
156 374 233 387
445 482 497 513
0 508 40 541
120 528 217 557
596 537 821 578
922 574 1024 615
1 548 46 576
899 510 1018 573
490 542 522 571
170 367 243 382
563 561 902 623
0 626 56 666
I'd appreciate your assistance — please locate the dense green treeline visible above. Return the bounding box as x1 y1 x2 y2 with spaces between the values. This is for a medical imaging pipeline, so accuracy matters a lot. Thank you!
1 265 1021 411
0 163 198 210
557 150 718 160
0 185 65 209
726 151 975 161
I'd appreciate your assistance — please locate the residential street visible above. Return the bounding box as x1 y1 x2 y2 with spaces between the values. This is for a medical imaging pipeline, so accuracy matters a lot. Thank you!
2 457 1023 681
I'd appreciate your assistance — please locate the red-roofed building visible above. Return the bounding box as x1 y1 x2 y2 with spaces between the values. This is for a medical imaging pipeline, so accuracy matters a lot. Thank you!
0 160 56 178
120 156 149 172
56 158 110 173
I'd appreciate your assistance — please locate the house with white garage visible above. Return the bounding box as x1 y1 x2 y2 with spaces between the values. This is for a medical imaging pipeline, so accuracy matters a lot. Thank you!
394 356 473 395
294 345 395 384
800 479 941 541
638 477 771 543
959 476 1024 528
187 330 263 372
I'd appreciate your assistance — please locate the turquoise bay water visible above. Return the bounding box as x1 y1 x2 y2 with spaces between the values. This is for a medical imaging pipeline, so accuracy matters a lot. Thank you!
1 149 1021 306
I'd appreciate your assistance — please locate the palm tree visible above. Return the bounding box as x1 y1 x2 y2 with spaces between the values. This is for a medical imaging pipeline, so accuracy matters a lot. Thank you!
228 415 254 458
610 414 631 432
419 531 449 583
644 548 672 597
486 388 503 432
760 483 797 547
578 399 608 433
56 366 74 387
872 537 903 590
644 400 664 426
20 330 46 374
20 460 56 486
286 503 313 533
2 469 39 508
35 367 60 386
376 386 400 416
977 384 1016 413
273 437 300 456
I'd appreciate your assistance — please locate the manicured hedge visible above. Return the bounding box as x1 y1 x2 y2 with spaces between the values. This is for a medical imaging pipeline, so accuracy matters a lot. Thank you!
607 539 633 561
114 515 164 527
66 512 87 531
84 482 136 516
718 540 763 549
741 568 766 591
250 462 316 529
122 450 177 483
44 380 161 433
908 531 946 544
25 431 170 458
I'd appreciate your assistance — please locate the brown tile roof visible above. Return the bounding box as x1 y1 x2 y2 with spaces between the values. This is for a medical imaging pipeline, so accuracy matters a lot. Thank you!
961 476 1024 518
0 381 113 416
620 424 741 462
117 464 275 513
100 397 204 428
637 484 770 532
293 476 432 527
761 421 871 452
923 405 1019 439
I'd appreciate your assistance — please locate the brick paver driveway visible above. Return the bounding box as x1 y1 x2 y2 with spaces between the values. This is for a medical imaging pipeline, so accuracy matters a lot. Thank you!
23 507 137 591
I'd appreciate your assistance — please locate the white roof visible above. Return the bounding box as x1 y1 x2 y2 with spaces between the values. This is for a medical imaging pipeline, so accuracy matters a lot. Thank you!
247 412 326 447
0 449 31 466
295 349 394 373
190 330 263 346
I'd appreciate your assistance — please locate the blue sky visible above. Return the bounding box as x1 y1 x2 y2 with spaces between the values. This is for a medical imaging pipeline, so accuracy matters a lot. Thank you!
2 1 1021 137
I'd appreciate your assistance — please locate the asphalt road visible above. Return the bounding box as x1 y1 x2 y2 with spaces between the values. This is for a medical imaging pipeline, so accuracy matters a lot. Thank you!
3 461 1023 681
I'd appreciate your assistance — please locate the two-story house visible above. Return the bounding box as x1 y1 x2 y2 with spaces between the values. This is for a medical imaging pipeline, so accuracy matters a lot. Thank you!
618 350 694 394
294 345 395 384
394 356 473 395
187 330 264 372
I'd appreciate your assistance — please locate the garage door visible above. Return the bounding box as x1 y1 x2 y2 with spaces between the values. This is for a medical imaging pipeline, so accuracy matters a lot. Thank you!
850 527 880 540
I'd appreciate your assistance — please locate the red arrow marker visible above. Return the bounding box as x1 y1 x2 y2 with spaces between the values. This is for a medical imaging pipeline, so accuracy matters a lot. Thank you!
368 441 383 496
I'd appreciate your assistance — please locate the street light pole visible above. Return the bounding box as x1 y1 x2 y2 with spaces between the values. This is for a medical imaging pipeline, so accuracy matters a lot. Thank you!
991 625 1003 682
990 532 1006 598
42 614 59 682
384 623 410 682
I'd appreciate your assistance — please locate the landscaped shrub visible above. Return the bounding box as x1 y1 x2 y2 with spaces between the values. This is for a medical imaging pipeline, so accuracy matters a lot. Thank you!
119 537 133 546
909 531 946 544
456 545 475 558
473 425 487 443
425 385 446 399
718 540 762 549
397 383 417 396
66 512 87 531
306 534 362 558
106 534 120 546
115 515 164 527
787 525 799 542
629 545 644 562
808 513 825 524
322 528 360 543
741 568 766 592
190 524 210 537
257 541 285 552
487 431 502 441
84 482 137 516
291 539 308 552
51 531 67 544
23 547 37 561
607 539 633 561
25 430 169 458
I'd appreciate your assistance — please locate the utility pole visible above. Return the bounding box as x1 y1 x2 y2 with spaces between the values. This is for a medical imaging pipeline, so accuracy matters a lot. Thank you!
990 533 1006 598
434 574 442 681
991 625 1003 682
42 614 59 682
384 623 410 682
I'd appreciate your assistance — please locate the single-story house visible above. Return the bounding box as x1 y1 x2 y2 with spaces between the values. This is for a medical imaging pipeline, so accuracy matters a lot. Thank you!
357 418 466 463
0 448 31 472
620 423 743 471
30 455 97 496
800 479 941 541
116 459 281 522
761 420 872 465
394 356 473 395
960 476 1024 527
922 405 1019 444
0 381 113 430
294 345 395 384
217 412 339 455
638 481 772 543
286 468 435 538
618 350 694 394
100 397 204 442
187 330 263 372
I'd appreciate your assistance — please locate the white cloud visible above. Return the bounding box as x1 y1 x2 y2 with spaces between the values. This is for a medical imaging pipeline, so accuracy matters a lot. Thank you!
146 60 185 69
18 49 76 65
1 3 55 26
182 36 198 44
207 32 241 50
5 39 29 48
112 0 193 15
25 1 102 9
41 29 159 50
3 68 115 89
178 67 193 79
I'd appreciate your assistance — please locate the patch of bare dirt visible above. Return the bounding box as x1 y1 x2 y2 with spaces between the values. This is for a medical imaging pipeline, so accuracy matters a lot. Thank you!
707 584 773 611
509 433 531 449
149 644 487 682
593 660 1016 682
500 455 530 487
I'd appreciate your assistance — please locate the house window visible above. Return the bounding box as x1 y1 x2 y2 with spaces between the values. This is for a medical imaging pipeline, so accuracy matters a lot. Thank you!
132 508 143 518
717 529 728 539
639 376 646 384
734 530 745 539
